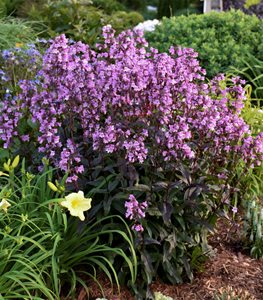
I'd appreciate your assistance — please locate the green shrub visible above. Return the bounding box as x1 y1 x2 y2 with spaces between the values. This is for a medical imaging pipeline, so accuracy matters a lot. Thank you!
108 11 144 32
92 0 125 13
25 0 144 45
0 157 137 299
145 10 263 77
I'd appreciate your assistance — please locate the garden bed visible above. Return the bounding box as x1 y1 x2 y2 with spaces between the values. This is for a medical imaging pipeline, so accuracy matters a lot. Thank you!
84 217 263 300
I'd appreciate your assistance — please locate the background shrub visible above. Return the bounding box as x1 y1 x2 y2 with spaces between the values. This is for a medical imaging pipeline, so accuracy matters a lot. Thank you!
22 0 144 45
145 10 263 77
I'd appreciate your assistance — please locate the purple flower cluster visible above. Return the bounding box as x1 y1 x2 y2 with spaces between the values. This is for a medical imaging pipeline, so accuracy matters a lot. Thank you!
125 194 147 232
0 94 22 148
0 44 42 147
0 25 262 182
59 139 84 183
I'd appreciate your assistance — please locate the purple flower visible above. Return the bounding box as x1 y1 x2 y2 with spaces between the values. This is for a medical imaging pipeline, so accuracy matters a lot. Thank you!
125 194 147 232
232 207 238 214
0 26 262 183
132 223 144 232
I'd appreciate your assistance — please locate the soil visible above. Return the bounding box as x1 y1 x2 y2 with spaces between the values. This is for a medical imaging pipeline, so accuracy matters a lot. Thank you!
78 216 263 300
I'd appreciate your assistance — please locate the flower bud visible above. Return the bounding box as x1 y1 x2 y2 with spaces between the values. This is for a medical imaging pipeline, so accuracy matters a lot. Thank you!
11 155 20 169
3 163 10 172
48 181 58 192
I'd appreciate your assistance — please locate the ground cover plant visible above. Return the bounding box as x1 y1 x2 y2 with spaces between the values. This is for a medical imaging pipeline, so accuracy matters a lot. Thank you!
145 10 263 78
0 24 263 299
0 156 137 299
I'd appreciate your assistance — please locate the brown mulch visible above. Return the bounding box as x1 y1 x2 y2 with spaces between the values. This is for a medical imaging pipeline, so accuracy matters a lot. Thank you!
78 217 263 300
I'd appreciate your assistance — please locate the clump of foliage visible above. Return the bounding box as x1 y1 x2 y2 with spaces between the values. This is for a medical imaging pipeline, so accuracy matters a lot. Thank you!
230 55 263 106
15 0 143 45
0 157 137 299
235 90 263 260
0 27 262 298
154 291 174 300
243 198 263 259
214 286 256 300
92 0 125 13
145 10 263 77
0 0 24 17
0 18 39 50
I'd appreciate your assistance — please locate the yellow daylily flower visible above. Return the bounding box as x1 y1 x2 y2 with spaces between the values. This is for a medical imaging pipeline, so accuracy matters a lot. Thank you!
60 191 92 221
0 199 11 213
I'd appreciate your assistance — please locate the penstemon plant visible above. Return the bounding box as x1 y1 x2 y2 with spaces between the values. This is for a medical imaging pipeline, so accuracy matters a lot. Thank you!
0 26 263 298
1 26 262 181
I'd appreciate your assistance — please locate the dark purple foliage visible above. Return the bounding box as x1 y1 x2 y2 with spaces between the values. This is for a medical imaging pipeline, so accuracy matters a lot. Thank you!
224 0 263 18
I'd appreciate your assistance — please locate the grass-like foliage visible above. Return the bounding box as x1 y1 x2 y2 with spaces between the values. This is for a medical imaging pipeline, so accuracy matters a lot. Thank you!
230 55 263 107
0 17 40 50
0 158 137 299
243 198 263 259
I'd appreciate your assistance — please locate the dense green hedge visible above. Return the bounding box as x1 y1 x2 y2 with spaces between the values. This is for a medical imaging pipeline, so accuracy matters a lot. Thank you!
145 10 263 77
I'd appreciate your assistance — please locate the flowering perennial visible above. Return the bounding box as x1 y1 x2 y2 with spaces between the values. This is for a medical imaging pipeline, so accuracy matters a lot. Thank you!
125 194 147 232
0 25 262 183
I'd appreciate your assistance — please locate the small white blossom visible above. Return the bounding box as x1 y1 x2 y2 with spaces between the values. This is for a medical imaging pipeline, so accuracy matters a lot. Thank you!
134 19 160 32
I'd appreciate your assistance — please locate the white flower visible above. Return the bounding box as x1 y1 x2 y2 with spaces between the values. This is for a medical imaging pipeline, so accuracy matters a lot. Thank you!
134 19 160 32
